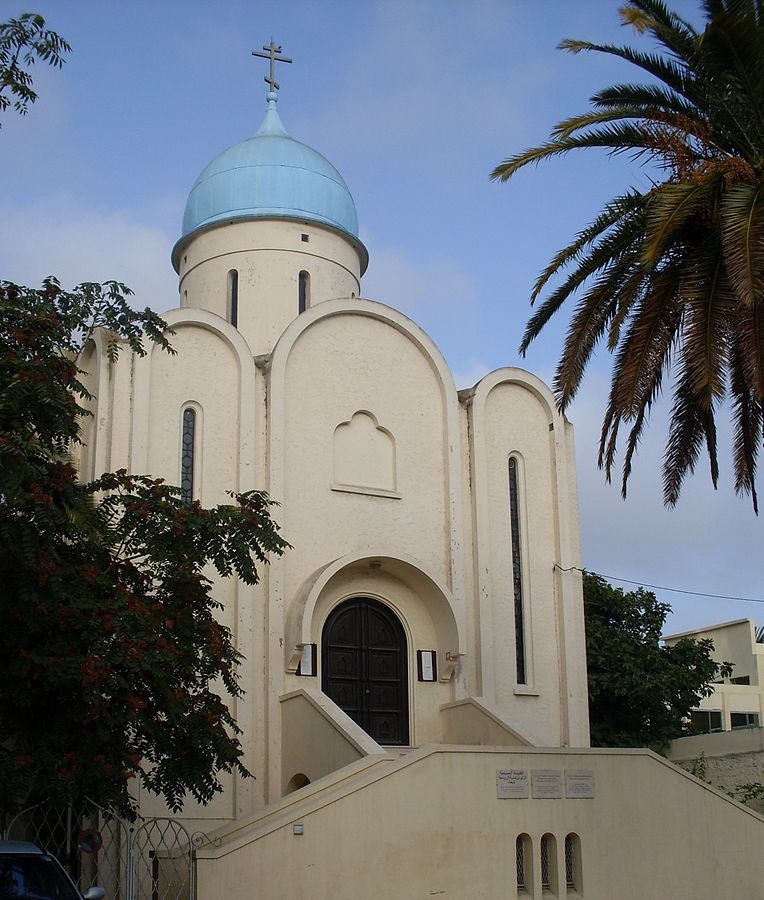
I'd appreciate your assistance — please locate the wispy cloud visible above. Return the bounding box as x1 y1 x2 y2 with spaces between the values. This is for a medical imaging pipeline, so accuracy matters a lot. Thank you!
0 197 177 311
360 237 480 364
452 359 492 390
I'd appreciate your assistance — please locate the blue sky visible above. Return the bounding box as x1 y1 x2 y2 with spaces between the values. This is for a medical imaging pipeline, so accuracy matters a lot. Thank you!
2 0 762 635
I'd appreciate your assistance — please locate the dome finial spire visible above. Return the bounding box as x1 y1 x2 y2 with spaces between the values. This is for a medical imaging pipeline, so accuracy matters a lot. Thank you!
252 39 292 95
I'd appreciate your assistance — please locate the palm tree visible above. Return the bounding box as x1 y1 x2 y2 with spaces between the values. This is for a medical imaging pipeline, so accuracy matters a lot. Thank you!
492 0 764 512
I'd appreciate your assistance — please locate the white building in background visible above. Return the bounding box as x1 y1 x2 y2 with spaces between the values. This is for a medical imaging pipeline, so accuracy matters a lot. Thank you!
664 618 764 734
664 619 764 816
78 60 764 898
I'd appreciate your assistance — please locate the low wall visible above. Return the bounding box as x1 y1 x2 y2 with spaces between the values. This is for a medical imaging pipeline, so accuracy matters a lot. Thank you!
196 745 764 900
280 687 385 795
668 727 764 814
440 696 534 746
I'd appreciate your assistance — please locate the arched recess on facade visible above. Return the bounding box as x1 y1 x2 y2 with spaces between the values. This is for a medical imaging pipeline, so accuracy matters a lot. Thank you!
284 550 463 674
268 298 469 655
78 328 121 480
129 307 258 490
467 365 577 561
465 367 574 701
469 366 561 428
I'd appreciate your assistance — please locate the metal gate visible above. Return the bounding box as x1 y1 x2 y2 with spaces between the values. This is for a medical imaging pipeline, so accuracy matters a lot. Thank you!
3 800 199 900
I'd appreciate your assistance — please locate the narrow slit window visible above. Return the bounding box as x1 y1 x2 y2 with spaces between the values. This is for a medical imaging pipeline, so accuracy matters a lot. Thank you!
298 270 310 314
508 457 527 684
181 407 196 504
227 269 238 327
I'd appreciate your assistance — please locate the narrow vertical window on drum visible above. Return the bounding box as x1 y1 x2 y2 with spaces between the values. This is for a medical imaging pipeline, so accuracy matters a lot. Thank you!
298 270 310 314
227 269 239 327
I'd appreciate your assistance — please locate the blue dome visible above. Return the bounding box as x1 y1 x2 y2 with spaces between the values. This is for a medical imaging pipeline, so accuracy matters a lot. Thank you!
180 94 359 242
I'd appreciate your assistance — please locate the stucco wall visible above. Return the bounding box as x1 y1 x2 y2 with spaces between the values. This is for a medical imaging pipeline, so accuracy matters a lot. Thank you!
280 687 384 793
668 727 764 815
279 311 451 593
176 220 362 357
196 746 764 900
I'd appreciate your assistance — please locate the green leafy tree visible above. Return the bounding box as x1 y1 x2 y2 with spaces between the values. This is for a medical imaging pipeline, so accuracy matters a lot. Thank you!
583 571 730 747
492 0 764 511
0 13 70 125
0 279 289 818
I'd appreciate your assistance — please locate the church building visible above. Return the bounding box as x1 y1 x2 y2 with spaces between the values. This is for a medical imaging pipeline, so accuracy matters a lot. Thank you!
78 47 764 899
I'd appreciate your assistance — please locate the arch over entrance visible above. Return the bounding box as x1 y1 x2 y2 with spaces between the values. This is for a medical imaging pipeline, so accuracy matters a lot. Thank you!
322 597 409 746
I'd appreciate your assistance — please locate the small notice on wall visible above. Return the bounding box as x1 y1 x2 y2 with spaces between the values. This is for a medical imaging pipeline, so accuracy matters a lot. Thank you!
565 769 596 799
531 769 563 799
496 769 529 799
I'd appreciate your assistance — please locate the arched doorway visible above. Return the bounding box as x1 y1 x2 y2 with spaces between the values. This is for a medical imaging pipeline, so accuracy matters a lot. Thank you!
322 597 409 745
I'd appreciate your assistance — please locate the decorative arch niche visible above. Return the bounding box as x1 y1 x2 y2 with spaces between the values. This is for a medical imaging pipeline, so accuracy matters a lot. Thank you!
332 410 399 498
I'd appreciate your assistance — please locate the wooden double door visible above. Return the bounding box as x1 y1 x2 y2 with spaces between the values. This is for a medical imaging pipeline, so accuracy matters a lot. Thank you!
322 597 409 746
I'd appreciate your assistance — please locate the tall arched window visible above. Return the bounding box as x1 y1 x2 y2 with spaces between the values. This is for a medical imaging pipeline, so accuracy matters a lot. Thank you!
564 833 581 892
180 407 196 504
298 270 310 314
227 269 239 327
540 833 557 894
516 834 532 894
508 456 527 684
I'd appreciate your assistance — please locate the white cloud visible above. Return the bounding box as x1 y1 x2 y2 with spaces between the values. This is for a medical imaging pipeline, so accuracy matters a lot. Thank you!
452 359 492 390
0 197 178 312
362 244 477 319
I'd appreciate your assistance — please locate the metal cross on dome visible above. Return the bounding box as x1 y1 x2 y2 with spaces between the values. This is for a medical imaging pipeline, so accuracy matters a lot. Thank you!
252 39 292 92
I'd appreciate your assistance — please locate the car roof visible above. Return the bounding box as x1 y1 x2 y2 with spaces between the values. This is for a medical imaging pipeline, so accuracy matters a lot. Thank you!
0 841 45 855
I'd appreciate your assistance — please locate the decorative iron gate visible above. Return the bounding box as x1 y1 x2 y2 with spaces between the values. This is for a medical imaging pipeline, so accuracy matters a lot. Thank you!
3 800 201 900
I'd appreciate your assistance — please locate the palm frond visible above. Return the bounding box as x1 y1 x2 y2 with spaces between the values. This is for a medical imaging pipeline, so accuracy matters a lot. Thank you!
554 261 643 408
558 38 701 105
721 180 764 306
644 175 722 265
731 288 764 401
701 6 764 149
495 0 764 509
622 1 702 67
598 265 682 482
678 235 733 407
520 211 645 354
491 123 656 182
620 404 649 498
531 192 645 301
551 105 717 146
728 343 761 512
662 367 712 504
590 82 700 116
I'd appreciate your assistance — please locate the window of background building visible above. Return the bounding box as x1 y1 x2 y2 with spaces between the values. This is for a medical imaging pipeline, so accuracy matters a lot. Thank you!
731 712 759 729
690 709 723 734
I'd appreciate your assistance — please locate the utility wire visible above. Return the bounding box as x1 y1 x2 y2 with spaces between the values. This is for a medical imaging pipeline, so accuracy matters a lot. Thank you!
554 565 764 605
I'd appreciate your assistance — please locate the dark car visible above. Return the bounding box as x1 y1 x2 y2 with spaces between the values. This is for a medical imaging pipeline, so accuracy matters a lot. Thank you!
0 841 105 900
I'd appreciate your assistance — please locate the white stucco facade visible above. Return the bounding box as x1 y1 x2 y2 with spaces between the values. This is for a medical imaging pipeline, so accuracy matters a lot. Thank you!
77 92 764 898
80 202 590 818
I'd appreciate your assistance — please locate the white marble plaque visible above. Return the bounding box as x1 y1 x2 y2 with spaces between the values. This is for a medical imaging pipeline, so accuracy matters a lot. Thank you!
531 769 563 799
419 650 435 681
496 769 529 799
565 769 596 799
